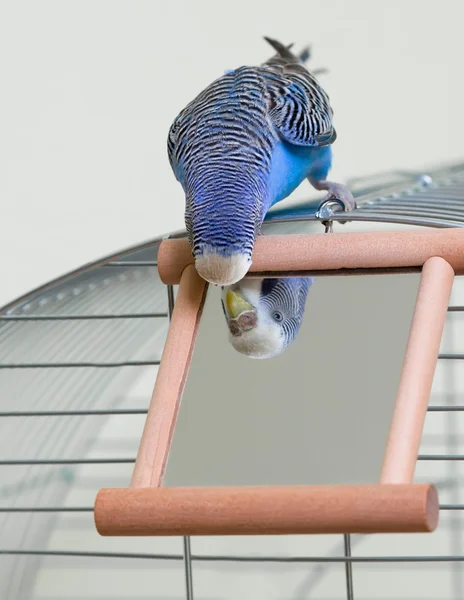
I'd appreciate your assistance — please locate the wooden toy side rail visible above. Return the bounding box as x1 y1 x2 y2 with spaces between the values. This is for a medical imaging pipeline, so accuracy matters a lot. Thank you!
94 228 462 537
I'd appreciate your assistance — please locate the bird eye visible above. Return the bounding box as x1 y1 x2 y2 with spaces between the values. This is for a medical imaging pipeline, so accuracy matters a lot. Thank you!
272 311 283 322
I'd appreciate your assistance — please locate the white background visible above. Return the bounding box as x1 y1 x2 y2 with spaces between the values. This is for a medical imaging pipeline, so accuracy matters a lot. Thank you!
1 0 463 305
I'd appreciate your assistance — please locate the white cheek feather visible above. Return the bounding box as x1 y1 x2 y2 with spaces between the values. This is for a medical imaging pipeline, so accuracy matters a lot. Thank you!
230 320 283 359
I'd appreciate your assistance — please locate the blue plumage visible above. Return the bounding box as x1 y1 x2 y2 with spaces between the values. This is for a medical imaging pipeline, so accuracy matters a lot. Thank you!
167 37 354 285
268 142 332 206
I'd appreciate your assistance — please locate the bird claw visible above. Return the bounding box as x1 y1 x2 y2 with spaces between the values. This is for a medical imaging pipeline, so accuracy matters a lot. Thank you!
323 183 356 212
313 182 356 227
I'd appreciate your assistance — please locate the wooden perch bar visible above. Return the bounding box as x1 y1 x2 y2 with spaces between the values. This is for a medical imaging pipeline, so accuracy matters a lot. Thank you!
95 484 439 536
380 257 455 484
157 228 464 285
130 265 208 488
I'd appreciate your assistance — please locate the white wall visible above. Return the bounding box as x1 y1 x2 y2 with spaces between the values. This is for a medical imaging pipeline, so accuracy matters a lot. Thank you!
1 0 464 306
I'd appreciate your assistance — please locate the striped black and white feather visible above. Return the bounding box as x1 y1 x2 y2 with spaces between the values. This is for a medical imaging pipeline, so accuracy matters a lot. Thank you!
261 37 336 147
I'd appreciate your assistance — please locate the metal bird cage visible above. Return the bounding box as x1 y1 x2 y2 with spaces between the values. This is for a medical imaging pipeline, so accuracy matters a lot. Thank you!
2 161 464 599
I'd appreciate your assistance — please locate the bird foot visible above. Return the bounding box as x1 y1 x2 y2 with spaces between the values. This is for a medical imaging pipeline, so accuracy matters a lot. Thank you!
322 182 356 212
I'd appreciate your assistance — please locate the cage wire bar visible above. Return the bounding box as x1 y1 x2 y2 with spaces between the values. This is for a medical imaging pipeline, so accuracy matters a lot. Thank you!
1 162 464 598
319 210 356 600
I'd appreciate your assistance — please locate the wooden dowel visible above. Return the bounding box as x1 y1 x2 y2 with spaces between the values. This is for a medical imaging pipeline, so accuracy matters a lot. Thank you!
380 257 455 484
95 484 439 536
130 265 208 488
157 228 464 285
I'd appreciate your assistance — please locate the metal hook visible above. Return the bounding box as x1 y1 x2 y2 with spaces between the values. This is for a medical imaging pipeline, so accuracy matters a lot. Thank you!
417 174 433 187
315 199 345 233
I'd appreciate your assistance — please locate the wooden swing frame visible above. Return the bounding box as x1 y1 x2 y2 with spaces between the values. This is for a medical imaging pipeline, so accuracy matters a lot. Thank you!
94 228 464 537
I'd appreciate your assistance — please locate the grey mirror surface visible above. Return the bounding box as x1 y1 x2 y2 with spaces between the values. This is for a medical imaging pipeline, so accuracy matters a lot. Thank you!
164 273 420 487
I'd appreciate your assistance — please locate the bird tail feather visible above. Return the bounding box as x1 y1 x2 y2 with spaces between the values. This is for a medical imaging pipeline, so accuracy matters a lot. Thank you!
263 36 310 64
263 36 327 75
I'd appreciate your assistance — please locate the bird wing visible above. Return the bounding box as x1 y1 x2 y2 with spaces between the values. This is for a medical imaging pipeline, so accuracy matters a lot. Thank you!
261 38 336 147
167 36 336 177
167 106 192 182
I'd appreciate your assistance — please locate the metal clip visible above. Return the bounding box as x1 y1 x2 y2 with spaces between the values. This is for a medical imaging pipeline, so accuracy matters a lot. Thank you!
417 174 433 187
315 199 346 233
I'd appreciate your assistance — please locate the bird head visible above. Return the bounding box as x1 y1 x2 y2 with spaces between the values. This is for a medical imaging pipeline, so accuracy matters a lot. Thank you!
221 277 314 359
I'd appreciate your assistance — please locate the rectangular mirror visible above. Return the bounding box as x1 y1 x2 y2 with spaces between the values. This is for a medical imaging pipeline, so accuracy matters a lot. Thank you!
164 273 420 487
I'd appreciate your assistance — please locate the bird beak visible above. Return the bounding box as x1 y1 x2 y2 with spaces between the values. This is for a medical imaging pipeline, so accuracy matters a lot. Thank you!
224 289 254 319
224 289 258 336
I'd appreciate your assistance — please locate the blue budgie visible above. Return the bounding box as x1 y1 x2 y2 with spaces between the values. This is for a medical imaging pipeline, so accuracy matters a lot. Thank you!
221 277 314 359
168 37 354 286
